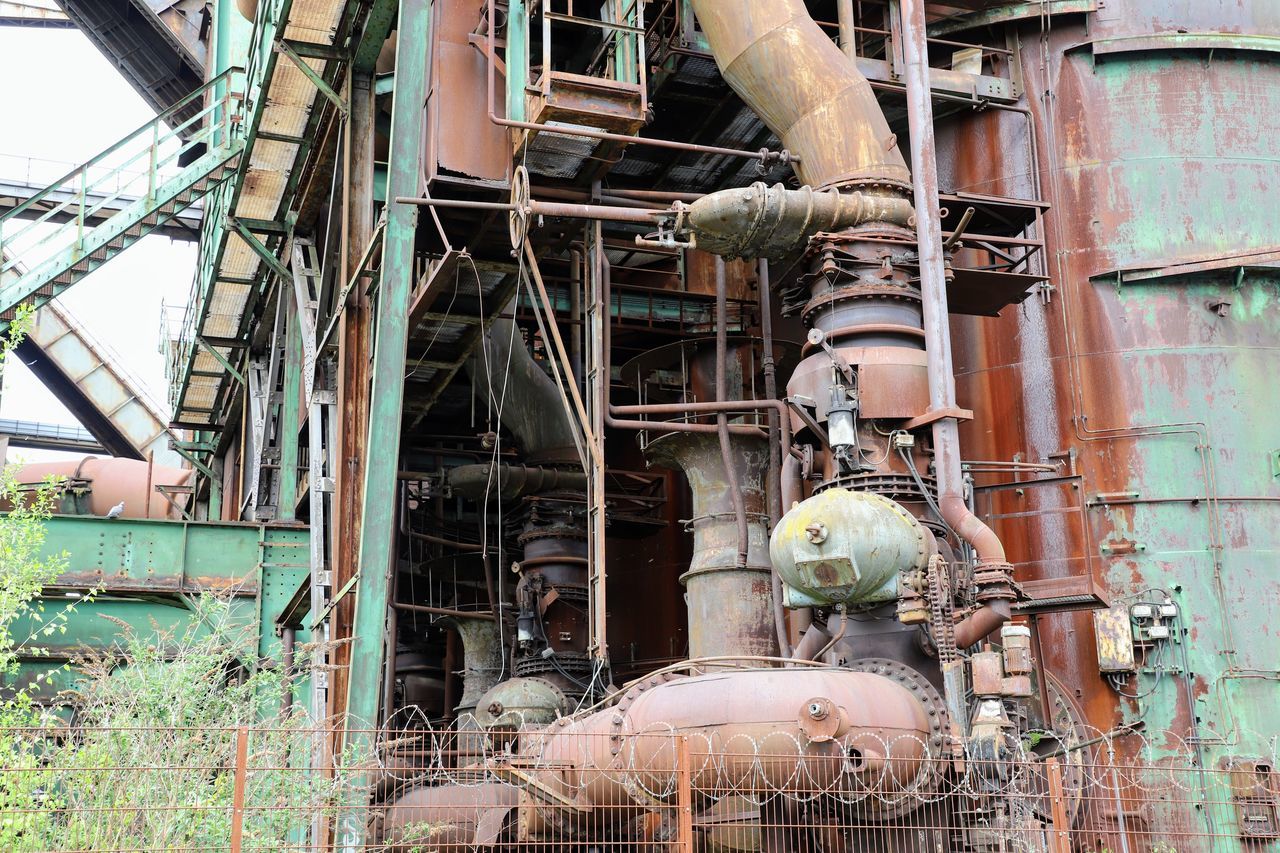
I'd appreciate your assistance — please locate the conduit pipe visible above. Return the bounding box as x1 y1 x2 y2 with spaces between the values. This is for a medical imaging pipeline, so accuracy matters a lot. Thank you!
899 0 1014 647
447 462 588 501
686 0 910 191
759 258 792 656
466 303 579 465
599 250 769 441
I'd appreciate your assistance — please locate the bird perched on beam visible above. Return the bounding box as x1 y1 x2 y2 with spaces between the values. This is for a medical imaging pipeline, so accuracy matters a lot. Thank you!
105 501 125 519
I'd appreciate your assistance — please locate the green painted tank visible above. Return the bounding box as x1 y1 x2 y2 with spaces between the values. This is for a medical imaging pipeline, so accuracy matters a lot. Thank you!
770 488 927 608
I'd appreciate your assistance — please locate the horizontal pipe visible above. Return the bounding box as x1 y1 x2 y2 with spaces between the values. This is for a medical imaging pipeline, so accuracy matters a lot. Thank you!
404 529 483 552
612 400 792 458
687 182 915 258
448 462 588 501
392 602 497 621
395 196 662 224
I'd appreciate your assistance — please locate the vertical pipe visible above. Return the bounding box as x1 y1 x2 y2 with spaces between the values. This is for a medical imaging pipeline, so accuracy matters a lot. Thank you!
900 0 1010 650
758 258 790 657
331 66 376 722
714 256 748 569
281 626 296 714
899 0 1007 572
569 246 583 390
144 451 154 518
506 0 527 123
836 0 857 60
341 2 431 849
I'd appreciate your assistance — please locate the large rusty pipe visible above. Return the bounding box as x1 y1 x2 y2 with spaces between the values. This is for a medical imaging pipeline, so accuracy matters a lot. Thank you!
900 0 1012 644
687 182 914 258
523 667 935 831
646 431 777 659
447 462 588 501
467 300 579 465
687 0 910 191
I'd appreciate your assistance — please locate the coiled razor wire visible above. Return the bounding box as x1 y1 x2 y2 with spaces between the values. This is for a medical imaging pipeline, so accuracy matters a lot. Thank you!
372 708 1280 817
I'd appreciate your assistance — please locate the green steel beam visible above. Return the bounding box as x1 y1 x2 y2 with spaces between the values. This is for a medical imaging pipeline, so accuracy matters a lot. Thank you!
275 38 349 117
277 292 302 521
195 335 246 386
352 0 398 73
35 514 308 595
340 0 431 845
230 217 292 282
507 0 527 122
5 515 310 714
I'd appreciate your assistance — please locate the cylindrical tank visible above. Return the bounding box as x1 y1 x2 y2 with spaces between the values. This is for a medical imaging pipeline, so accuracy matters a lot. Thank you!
770 488 928 608
935 0 1280 748
10 457 193 520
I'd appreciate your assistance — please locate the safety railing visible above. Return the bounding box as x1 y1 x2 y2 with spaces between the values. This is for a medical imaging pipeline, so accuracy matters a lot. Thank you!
0 66 244 279
1 723 1277 851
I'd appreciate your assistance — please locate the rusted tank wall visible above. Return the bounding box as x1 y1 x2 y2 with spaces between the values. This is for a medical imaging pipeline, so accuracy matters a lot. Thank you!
936 0 1280 750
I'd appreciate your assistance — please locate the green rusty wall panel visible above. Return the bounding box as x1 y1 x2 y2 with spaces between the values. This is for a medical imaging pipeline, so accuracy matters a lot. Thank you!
937 0 1280 771
7 516 311 713
44 515 307 596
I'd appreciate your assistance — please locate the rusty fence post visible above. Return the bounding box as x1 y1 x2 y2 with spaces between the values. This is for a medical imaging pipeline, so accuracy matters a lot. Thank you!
230 726 249 853
676 735 694 853
1045 756 1071 853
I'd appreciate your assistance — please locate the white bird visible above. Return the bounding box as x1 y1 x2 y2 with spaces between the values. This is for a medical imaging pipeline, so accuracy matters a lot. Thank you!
105 501 125 519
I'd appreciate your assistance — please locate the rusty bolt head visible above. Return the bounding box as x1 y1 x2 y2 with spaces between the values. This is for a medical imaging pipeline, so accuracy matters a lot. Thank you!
487 702 504 716
808 701 828 720
805 521 828 544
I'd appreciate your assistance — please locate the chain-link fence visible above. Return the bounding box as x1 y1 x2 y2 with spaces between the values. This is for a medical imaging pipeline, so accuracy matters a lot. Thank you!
1 723 1277 851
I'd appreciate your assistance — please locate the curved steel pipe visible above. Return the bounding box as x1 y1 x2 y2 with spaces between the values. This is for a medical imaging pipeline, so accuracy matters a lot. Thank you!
687 0 910 191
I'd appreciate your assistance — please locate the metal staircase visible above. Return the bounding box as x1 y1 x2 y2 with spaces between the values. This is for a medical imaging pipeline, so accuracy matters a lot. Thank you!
0 68 243 332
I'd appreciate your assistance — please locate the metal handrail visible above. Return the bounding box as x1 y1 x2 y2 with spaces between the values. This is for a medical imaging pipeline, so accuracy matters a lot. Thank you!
0 70 245 278
0 67 243 223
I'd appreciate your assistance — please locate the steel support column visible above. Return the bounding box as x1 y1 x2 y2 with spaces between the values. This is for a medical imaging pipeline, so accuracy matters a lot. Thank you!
329 69 376 723
339 0 431 845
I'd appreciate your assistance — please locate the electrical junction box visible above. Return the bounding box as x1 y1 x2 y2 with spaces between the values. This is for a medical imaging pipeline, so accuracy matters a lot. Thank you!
1093 605 1136 673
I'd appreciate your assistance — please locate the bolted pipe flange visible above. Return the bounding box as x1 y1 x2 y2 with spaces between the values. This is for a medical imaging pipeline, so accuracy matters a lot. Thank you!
797 695 846 742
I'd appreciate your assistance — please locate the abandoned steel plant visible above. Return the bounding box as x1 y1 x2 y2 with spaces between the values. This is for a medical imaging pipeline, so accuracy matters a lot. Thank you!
2 0 1278 849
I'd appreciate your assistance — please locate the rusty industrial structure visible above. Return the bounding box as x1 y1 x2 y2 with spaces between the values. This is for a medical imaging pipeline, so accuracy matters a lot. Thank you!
2 0 1279 849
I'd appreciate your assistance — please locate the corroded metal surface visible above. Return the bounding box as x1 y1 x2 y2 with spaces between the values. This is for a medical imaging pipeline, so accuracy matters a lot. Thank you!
687 0 910 191
939 0 1280 752
646 431 777 659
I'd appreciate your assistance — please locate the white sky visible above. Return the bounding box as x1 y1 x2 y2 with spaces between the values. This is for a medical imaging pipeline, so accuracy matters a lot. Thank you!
0 27 196 455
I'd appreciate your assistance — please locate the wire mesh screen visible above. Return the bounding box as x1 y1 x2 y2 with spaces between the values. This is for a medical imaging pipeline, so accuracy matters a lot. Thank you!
1 725 1277 851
